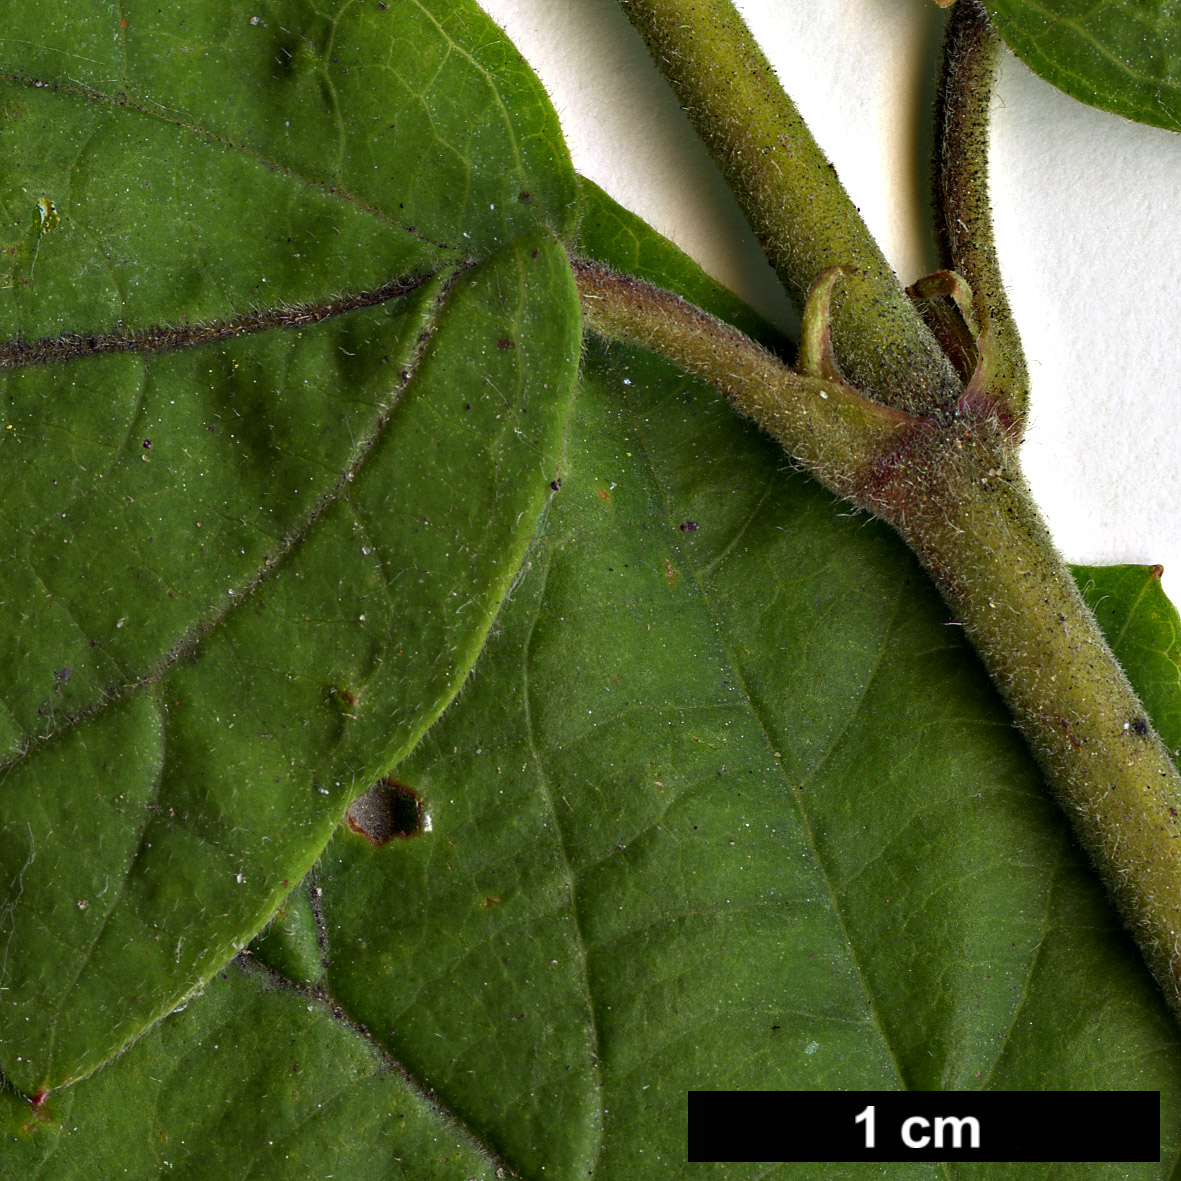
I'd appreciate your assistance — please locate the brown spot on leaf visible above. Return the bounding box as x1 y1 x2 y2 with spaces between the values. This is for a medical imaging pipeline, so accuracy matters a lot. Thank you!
346 780 424 845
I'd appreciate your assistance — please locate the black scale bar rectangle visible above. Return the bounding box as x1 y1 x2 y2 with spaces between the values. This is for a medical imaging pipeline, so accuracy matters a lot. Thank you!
688 1090 1159 1163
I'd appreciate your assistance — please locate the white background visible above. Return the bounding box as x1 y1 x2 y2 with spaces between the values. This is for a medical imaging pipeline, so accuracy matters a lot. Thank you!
480 0 1181 607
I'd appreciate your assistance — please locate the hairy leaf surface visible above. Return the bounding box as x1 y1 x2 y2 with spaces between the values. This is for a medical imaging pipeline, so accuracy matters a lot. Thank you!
3 0 1181 1172
4 175 1181 1177
303 183 1181 1178
985 0 1181 132
1 961 506 1180
0 0 579 1093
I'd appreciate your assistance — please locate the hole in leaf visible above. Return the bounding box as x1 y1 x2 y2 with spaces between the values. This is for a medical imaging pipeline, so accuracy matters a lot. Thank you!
345 779 423 846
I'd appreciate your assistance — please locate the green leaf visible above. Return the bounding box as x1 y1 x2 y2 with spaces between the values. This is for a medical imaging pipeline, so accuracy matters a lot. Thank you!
6 184 1181 1181
984 0 1181 132
0 0 580 1094
6 0 1181 1170
1073 564 1181 762
247 880 324 989
315 186 1181 1174
0 961 506 1179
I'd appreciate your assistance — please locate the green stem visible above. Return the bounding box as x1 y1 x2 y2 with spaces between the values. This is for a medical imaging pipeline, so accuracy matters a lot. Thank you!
878 427 1181 1010
572 257 914 495
616 0 961 416
934 0 1029 424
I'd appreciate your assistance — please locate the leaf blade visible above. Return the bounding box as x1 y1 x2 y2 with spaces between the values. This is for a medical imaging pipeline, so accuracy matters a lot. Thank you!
306 183 1181 1178
1 961 508 1180
1073 563 1181 761
985 0 1181 132
0 0 583 1093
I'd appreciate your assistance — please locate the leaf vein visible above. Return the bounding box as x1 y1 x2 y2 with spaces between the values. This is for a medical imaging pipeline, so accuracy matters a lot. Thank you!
620 379 914 1088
